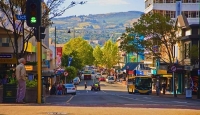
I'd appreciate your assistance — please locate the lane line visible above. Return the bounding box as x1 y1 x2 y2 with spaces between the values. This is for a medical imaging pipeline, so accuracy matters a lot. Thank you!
66 96 74 103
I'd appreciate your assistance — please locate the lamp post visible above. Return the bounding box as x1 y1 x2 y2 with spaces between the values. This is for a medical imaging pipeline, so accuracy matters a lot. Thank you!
68 27 75 38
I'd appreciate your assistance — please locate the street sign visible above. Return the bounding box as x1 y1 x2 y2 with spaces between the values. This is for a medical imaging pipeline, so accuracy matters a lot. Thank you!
64 72 68 76
15 14 26 20
0 54 12 58
171 66 176 72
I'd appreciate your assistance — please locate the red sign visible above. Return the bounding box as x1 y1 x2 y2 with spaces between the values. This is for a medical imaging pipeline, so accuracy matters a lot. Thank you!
56 47 62 67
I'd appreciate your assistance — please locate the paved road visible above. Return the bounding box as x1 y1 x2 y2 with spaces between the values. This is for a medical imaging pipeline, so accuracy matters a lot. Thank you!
46 79 200 109
1 80 200 115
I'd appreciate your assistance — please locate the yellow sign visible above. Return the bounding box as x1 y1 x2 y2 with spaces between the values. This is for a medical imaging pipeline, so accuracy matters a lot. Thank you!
25 65 33 71
0 58 17 64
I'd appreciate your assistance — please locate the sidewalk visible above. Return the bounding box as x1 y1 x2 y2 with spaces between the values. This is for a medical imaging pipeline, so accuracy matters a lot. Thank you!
151 91 200 101
116 82 200 101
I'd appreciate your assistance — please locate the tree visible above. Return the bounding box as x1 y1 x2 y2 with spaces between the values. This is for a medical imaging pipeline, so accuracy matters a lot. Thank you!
101 40 120 69
120 13 179 64
0 0 85 60
61 51 83 70
61 66 77 83
63 37 94 68
93 45 103 66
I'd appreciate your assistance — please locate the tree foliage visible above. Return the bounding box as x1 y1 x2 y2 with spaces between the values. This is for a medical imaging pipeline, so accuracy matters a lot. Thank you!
61 51 83 70
120 13 179 64
63 37 95 68
62 66 77 83
0 0 82 60
93 40 120 69
93 45 103 65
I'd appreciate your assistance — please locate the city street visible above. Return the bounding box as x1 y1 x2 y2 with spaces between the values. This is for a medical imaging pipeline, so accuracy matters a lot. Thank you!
0 80 200 115
45 80 200 109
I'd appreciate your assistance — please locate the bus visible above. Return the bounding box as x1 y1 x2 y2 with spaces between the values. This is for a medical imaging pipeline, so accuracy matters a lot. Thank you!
127 75 152 95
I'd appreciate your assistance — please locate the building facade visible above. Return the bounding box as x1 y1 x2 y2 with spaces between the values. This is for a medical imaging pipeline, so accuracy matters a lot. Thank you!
145 0 200 24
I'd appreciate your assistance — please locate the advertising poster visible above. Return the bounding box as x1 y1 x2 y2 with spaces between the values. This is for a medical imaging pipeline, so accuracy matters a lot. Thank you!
56 47 62 67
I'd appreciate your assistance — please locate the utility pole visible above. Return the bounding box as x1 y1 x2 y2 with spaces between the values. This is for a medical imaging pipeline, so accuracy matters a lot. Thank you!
55 26 57 68
198 27 200 99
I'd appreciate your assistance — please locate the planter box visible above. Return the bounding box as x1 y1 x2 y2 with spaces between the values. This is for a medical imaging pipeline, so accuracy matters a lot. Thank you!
0 87 3 103
2 84 17 103
25 86 46 103
25 87 37 103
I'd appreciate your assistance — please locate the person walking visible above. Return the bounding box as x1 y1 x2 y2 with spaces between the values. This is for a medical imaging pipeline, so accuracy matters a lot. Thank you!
15 58 27 103
84 81 87 90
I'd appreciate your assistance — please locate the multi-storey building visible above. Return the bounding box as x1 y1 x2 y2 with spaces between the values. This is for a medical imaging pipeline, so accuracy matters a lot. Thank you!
145 0 200 24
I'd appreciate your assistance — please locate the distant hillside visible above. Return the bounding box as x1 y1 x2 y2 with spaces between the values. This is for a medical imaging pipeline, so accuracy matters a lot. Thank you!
49 11 143 45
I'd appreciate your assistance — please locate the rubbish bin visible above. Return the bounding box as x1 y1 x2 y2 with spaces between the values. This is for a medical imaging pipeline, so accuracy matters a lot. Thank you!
185 88 192 99
3 84 17 103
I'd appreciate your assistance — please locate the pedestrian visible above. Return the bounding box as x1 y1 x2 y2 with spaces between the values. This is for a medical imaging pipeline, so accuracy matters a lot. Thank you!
2 74 9 85
84 81 87 90
15 58 27 103
156 80 160 96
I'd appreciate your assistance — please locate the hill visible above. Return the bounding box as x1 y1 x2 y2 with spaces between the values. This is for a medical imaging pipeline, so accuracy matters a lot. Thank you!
49 11 143 45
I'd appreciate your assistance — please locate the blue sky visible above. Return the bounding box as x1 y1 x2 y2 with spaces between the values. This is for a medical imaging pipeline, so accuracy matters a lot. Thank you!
58 0 144 17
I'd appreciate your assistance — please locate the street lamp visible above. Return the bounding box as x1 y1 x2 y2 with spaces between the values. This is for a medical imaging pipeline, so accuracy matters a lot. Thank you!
68 28 75 38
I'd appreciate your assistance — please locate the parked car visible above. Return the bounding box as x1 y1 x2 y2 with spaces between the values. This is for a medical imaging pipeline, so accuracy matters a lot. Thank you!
95 73 101 79
106 76 115 83
64 84 76 95
91 82 101 91
102 73 108 78
73 77 80 85
99 77 105 81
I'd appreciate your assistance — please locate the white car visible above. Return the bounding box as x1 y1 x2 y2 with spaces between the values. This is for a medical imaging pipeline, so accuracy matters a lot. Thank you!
106 76 115 83
102 73 108 78
64 84 76 95
95 73 101 79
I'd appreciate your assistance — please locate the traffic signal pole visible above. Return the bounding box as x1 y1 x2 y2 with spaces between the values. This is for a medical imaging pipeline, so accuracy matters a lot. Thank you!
36 27 42 104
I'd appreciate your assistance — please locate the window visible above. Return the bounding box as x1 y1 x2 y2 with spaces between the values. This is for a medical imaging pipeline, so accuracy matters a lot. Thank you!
184 43 191 59
184 11 189 18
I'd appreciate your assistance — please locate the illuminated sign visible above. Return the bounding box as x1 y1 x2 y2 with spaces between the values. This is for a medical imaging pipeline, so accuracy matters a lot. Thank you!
25 65 33 71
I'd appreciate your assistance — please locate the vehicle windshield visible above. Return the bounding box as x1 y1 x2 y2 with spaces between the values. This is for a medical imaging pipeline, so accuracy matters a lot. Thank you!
65 84 74 87
108 77 114 80
135 77 152 89
83 71 91 74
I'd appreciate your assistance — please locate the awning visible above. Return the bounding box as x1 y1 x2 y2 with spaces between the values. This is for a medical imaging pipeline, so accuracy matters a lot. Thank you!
42 70 55 77
121 62 140 70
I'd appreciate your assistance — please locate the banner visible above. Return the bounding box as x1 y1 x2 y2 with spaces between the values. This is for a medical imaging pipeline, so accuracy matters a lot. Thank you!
176 0 182 17
56 47 62 67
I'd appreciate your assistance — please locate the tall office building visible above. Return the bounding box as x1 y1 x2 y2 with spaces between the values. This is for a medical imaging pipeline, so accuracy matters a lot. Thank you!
145 0 200 24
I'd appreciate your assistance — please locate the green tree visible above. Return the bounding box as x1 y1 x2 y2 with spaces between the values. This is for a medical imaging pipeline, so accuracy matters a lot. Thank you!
93 45 103 66
63 37 94 67
61 51 83 70
120 13 179 64
61 66 77 83
102 40 120 69
0 0 83 60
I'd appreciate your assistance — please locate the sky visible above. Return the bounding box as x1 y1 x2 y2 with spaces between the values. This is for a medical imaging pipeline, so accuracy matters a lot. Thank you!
58 0 144 17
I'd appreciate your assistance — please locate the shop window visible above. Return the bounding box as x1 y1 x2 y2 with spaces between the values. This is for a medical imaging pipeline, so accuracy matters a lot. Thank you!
184 11 189 18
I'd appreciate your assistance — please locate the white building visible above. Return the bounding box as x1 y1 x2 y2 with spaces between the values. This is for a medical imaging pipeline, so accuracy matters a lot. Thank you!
144 0 200 24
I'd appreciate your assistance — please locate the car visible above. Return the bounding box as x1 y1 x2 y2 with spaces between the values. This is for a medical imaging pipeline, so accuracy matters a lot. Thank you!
64 84 76 95
95 73 101 79
73 77 80 85
106 76 115 83
91 82 101 91
102 73 108 78
99 77 105 81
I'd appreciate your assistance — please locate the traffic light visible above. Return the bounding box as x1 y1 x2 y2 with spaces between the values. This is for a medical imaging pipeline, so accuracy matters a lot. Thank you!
26 0 41 27
34 27 46 41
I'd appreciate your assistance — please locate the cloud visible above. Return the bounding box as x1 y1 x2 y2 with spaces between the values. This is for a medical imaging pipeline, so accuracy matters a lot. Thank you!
88 0 129 5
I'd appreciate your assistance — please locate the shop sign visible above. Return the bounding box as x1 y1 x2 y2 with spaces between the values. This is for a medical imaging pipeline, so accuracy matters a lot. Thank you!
0 54 12 58
25 65 33 71
0 58 17 63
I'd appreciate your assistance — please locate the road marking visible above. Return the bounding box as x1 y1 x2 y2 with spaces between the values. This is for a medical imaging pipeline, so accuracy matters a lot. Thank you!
172 101 187 103
66 96 74 103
